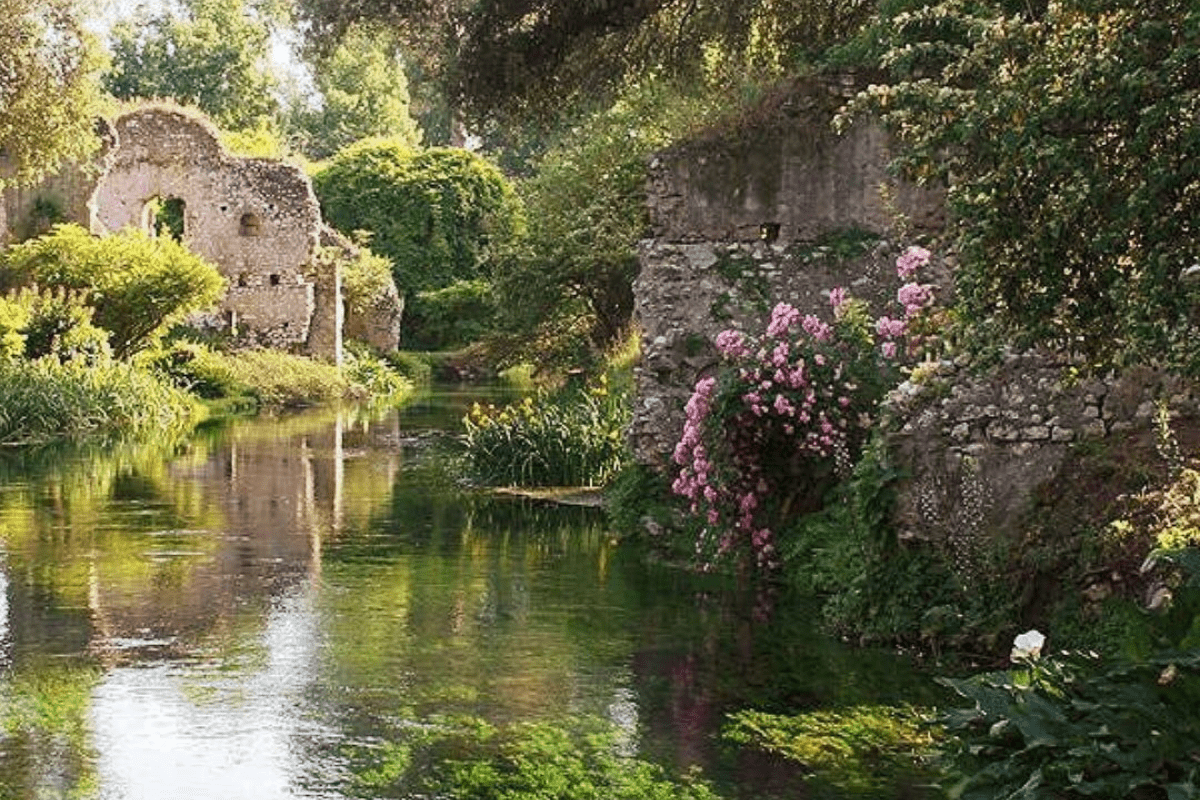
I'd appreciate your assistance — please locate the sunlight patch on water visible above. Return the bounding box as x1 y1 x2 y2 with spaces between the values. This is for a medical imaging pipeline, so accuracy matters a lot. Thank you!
89 580 330 800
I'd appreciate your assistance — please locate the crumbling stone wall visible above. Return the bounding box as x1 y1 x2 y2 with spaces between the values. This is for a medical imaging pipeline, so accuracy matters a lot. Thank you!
887 351 1200 561
320 226 403 352
0 119 117 244
91 107 336 360
632 73 944 466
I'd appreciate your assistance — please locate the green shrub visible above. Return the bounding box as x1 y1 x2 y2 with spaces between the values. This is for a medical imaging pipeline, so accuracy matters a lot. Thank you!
313 140 525 296
218 349 353 408
146 341 248 399
383 349 433 384
403 278 497 350
18 288 111 363
0 224 225 357
336 243 400 321
147 343 360 408
0 294 30 361
0 358 198 444
463 377 629 487
343 343 412 401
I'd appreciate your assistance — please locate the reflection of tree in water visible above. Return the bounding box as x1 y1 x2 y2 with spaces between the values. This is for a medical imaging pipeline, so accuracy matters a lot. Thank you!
0 659 101 798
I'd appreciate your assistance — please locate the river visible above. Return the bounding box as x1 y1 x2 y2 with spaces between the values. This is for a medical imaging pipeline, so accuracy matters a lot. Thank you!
0 387 937 799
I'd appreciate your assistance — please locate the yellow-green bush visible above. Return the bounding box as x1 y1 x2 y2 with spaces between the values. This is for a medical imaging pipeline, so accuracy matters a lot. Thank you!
0 224 224 357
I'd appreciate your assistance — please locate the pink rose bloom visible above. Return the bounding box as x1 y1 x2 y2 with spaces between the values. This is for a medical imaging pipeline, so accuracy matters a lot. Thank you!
767 303 801 338
897 283 934 317
802 314 832 342
828 286 848 314
716 329 750 358
881 341 898 359
896 245 931 278
875 316 907 339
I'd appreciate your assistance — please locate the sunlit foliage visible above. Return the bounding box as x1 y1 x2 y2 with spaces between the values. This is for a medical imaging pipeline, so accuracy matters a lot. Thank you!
0 0 105 188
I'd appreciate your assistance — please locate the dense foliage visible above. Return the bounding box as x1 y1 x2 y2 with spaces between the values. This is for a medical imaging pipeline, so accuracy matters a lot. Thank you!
849 0 1200 374
295 0 875 126
103 0 282 134
0 0 104 188
0 358 197 444
313 140 524 296
287 23 423 158
402 279 496 351
0 225 225 358
940 614 1200 800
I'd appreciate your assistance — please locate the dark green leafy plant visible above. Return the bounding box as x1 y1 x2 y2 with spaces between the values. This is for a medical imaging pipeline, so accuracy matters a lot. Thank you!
939 648 1200 800
313 140 525 297
403 278 498 350
847 0 1200 374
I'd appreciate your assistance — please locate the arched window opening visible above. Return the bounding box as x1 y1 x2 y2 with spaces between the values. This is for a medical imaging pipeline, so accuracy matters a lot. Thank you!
269 273 281 286
240 212 262 237
144 196 186 241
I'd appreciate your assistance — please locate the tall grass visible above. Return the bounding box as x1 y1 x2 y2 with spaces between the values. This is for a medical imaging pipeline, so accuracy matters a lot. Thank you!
462 377 628 487
151 343 411 409
0 358 198 445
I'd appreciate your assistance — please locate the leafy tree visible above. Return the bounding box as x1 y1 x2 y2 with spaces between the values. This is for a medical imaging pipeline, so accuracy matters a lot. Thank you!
494 79 729 356
313 139 524 296
287 23 423 159
295 0 875 126
0 224 226 358
103 0 280 133
848 0 1200 373
0 0 105 188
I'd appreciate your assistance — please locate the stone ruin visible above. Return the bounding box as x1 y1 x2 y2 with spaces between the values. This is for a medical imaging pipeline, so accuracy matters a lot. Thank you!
632 71 1200 572
632 72 944 467
0 105 404 360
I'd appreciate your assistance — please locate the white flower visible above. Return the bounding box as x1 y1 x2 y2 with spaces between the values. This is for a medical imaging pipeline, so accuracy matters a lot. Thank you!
1010 629 1046 661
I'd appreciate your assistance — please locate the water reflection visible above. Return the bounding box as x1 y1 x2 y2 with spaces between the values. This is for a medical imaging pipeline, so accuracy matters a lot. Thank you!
0 390 936 799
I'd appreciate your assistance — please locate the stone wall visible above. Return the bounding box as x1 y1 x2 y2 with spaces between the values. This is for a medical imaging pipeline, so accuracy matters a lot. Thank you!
887 351 1200 557
632 73 945 466
0 120 117 244
93 107 335 360
1 105 340 362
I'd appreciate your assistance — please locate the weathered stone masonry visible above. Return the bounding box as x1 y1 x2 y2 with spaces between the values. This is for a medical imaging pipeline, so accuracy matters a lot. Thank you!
632 72 1200 555
1 106 360 361
632 73 944 467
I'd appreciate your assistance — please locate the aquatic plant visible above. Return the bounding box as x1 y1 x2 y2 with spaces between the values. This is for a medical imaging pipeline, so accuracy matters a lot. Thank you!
463 376 628 487
351 716 720 800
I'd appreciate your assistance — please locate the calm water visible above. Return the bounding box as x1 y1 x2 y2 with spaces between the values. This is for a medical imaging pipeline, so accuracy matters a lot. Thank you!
0 388 934 799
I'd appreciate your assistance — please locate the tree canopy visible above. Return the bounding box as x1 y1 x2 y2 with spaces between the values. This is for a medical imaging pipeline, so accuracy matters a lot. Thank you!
103 0 281 133
313 139 524 296
850 0 1200 373
294 0 875 126
286 24 423 159
0 0 104 188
